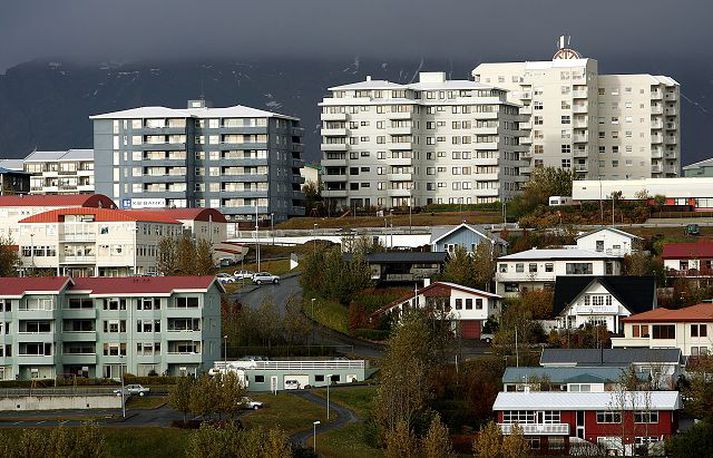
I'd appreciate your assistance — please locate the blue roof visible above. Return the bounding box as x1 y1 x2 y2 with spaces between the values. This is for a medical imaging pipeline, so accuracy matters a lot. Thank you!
502 366 647 384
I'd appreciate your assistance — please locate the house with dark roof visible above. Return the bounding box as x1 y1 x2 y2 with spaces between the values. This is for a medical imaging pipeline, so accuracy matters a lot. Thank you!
502 366 647 393
430 223 507 256
370 281 501 339
343 251 447 284
553 276 656 334
612 302 713 357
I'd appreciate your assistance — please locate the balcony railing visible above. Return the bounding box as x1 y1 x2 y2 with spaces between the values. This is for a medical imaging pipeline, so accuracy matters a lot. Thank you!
499 423 570 435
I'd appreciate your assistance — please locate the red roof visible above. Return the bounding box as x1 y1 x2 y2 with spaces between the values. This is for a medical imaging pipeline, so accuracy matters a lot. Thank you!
19 207 182 224
0 275 221 296
0 277 73 296
623 303 713 323
124 208 227 223
71 276 220 294
0 194 115 208
662 241 713 259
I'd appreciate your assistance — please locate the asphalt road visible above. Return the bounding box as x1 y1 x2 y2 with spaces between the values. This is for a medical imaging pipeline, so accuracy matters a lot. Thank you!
288 390 358 448
231 274 302 317
0 405 186 427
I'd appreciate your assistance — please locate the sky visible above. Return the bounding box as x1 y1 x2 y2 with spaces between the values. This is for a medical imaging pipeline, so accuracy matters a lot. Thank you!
1 0 713 73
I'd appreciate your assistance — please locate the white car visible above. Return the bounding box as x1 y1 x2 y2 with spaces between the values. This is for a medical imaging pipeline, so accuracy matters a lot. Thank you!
114 384 150 397
216 273 235 284
241 397 263 410
252 272 280 285
233 270 254 280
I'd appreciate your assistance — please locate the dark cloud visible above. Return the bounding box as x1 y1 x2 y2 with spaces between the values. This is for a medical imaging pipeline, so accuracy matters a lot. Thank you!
1 0 712 72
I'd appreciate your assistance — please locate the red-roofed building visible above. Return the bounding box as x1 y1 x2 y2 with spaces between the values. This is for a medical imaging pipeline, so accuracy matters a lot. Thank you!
16 207 183 277
612 302 713 356
124 208 228 246
370 281 502 339
0 275 223 380
0 194 115 242
662 240 713 279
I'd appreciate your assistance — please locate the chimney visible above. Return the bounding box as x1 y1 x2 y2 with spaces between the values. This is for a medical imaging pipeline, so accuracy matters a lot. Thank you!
365 75 372 82
423 278 431 288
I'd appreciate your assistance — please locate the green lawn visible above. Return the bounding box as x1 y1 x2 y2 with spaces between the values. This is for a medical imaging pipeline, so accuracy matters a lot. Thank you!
303 297 349 334
276 211 500 230
126 396 167 410
312 386 375 418
240 392 332 435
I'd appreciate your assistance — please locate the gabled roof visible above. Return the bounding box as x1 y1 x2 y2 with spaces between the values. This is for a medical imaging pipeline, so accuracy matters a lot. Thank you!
0 166 27 175
576 226 642 241
493 391 681 411
124 208 227 223
623 302 713 323
71 276 223 295
552 276 655 316
24 149 93 162
430 223 507 246
540 348 682 366
89 105 297 121
502 366 645 385
0 277 74 297
498 248 620 261
0 194 115 208
0 159 24 171
662 240 713 259
372 281 501 317
19 207 182 224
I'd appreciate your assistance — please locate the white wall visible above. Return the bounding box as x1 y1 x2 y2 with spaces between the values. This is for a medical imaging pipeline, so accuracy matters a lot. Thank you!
576 230 637 256
0 395 122 411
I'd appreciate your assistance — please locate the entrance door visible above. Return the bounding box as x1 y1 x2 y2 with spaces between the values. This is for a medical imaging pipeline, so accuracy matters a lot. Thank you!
576 411 585 439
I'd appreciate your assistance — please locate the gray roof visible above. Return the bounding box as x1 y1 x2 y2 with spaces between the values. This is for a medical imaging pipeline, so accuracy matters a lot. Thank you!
430 223 507 245
24 149 94 162
0 159 23 171
89 105 297 120
576 226 642 241
498 248 620 261
540 348 682 366
343 252 447 264
502 366 647 384
683 157 713 169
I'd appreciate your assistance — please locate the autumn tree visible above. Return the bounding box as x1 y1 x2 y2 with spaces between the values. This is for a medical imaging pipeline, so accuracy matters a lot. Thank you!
0 423 105 458
422 413 455 458
682 354 713 419
473 242 496 291
176 233 197 275
440 246 476 287
0 236 19 277
186 422 291 458
169 376 195 424
509 167 574 218
194 238 216 275
189 374 217 419
214 372 247 421
501 424 529 458
385 419 419 458
303 180 323 215
157 236 179 276
473 421 502 458
158 234 216 276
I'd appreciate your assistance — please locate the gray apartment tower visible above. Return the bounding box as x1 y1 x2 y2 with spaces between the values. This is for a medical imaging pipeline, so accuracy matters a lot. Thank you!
90 100 305 224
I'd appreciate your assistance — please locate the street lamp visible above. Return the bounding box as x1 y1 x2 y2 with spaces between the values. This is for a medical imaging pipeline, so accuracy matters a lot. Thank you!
326 374 333 420
223 335 228 372
312 224 318 254
313 420 321 452
270 213 275 246
119 354 126 419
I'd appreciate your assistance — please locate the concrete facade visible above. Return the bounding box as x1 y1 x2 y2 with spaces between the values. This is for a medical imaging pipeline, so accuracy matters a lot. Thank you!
319 72 529 210
23 149 95 194
472 40 680 180
0 276 222 380
683 157 713 177
90 99 305 224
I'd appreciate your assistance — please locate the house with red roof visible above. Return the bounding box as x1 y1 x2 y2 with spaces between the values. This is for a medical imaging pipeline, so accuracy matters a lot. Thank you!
611 302 713 357
17 207 183 277
370 281 501 339
662 240 713 279
0 194 115 242
0 275 223 380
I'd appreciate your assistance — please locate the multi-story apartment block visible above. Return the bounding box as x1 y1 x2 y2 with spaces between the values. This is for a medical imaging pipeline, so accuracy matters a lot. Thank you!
0 276 222 380
472 38 680 179
23 149 95 194
90 99 305 225
0 194 116 243
18 207 183 277
319 72 529 210
0 166 29 196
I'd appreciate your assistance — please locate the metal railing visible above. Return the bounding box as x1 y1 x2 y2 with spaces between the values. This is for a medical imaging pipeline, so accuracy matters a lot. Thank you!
499 423 570 435
0 387 118 398
215 359 367 371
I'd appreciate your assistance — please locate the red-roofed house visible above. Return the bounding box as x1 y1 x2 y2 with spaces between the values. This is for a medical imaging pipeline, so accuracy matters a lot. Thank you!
0 275 223 380
662 240 713 279
125 208 228 247
17 207 183 277
370 281 502 339
0 194 115 242
612 302 713 356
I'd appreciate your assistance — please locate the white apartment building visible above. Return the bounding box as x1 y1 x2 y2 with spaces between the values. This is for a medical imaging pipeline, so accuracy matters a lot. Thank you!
472 38 680 179
495 248 622 296
319 72 529 209
575 227 642 256
17 207 183 277
23 149 95 194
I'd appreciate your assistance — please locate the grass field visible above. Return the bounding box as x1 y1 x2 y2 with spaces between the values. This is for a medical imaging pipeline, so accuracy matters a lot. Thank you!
276 211 501 230
240 392 332 435
303 297 349 334
126 396 166 410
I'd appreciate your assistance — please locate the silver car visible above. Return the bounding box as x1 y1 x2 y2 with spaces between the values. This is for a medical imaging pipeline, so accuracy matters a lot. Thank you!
252 272 280 285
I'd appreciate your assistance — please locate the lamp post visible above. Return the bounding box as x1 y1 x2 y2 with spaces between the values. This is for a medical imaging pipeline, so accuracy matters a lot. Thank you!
313 420 321 452
223 335 228 372
29 233 35 270
119 354 126 419
326 374 333 420
311 298 316 319
312 224 318 254
270 213 275 246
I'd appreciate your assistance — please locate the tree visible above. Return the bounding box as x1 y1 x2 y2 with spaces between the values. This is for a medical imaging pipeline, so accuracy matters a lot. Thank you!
283 295 311 345
157 236 179 276
682 354 713 419
473 421 502 458
170 376 195 424
509 167 574 218
385 419 418 458
473 242 496 291
0 236 19 277
440 246 476 287
214 372 247 421
176 233 197 275
303 180 323 215
189 374 217 419
501 424 529 458
667 420 713 458
422 413 455 458
194 238 216 275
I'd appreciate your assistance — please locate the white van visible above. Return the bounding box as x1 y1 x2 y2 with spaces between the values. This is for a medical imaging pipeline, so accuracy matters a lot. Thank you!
548 196 574 206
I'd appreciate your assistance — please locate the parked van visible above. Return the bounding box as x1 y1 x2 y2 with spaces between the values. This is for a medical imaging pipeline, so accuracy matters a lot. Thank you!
548 196 574 206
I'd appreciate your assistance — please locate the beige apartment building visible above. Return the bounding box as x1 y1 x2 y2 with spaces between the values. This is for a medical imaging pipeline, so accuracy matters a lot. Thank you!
319 72 529 210
472 38 680 179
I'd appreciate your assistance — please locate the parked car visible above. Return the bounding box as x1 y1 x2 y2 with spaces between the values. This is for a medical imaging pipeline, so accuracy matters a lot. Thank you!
233 270 254 280
252 272 280 285
216 273 235 284
114 384 150 397
480 333 494 344
241 397 263 410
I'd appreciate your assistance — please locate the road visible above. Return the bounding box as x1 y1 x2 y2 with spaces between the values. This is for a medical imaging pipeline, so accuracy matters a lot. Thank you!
231 274 302 317
0 405 186 427
288 390 358 448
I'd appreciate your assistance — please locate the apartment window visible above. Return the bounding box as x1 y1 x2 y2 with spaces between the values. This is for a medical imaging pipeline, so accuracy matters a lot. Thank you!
566 263 593 275
652 325 675 339
561 144 571 154
502 411 535 424
561 159 571 168
632 324 649 338
498 264 507 273
174 297 199 308
534 116 543 126
561 115 571 125
596 411 622 424
533 101 543 110
465 299 473 310
528 263 537 273
455 299 462 310
515 263 524 273
691 324 708 338
634 411 659 424
545 263 554 273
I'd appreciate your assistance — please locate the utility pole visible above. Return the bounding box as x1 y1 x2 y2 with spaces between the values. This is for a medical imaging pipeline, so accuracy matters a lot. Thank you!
515 326 519 368
599 178 603 223
255 206 261 272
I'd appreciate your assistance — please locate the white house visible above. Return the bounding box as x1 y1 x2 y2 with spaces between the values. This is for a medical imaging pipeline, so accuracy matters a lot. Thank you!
370 281 501 339
430 223 508 256
553 276 656 334
495 248 622 296
575 227 642 256
611 302 713 357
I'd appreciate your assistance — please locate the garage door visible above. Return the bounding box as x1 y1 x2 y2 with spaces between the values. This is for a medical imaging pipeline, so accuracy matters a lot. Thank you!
460 320 481 339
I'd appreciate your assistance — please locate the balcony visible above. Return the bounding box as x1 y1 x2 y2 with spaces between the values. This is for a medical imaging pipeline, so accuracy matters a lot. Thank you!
573 118 588 128
574 165 588 172
59 232 96 242
16 354 55 365
574 149 589 158
388 142 412 150
572 90 588 98
291 127 305 136
651 134 663 144
60 255 96 264
321 128 347 137
473 126 498 135
652 164 663 173
473 157 499 166
165 353 203 364
651 105 663 115
664 92 678 102
321 143 348 152
474 142 499 150
573 104 588 113
573 133 589 143
386 127 413 136
62 332 97 342
650 90 663 100
665 108 678 116
651 120 663 129
652 150 663 159
499 423 570 436
665 137 678 145
62 354 97 365
322 174 347 182
321 113 348 122
387 173 413 181
519 106 532 115
519 166 532 174
322 189 348 198
387 112 413 120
